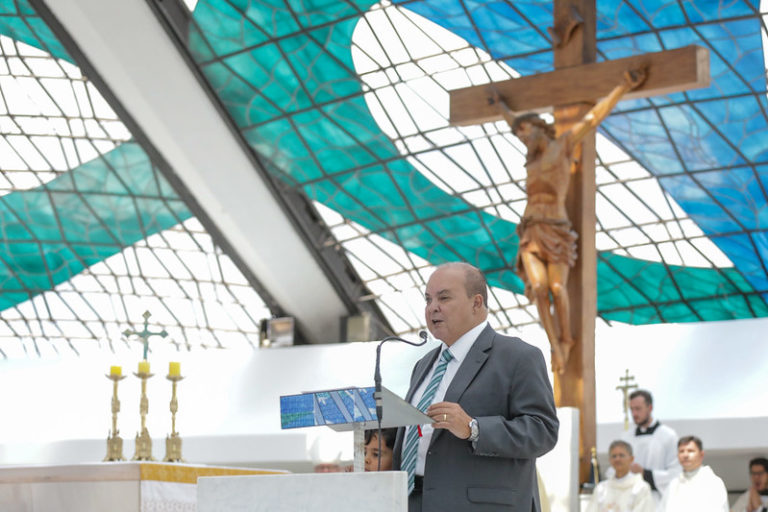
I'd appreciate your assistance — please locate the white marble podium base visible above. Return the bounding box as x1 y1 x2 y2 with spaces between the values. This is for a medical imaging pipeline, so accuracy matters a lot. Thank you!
198 471 407 512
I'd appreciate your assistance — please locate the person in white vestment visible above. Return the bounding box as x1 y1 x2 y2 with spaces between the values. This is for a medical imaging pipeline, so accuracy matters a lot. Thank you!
616 389 680 507
660 435 728 512
731 457 768 512
586 440 654 512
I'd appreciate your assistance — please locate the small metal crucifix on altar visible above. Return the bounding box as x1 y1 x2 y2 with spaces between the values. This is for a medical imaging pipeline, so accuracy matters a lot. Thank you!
616 369 638 431
123 310 168 360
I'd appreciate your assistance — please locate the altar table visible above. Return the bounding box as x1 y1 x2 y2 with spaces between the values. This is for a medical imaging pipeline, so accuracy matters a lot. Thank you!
0 462 286 512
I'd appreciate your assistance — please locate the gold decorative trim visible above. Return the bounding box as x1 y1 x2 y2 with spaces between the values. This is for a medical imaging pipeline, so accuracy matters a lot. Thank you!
139 463 286 484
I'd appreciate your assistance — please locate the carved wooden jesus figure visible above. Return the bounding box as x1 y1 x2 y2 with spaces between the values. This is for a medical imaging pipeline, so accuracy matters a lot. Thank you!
493 68 646 374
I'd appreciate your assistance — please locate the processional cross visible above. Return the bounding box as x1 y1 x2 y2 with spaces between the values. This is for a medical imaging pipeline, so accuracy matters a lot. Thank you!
123 310 168 360
616 369 638 431
448 0 709 481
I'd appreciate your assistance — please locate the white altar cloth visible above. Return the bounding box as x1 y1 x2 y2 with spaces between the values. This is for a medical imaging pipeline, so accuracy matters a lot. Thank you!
0 462 286 512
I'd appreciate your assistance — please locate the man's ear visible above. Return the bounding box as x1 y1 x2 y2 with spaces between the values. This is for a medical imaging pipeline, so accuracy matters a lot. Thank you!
473 294 483 311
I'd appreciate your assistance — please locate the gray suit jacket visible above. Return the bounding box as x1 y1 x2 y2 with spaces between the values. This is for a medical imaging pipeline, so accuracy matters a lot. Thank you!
393 324 558 511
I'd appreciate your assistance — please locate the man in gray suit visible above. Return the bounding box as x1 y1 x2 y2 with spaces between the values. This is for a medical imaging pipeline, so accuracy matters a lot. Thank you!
393 262 559 511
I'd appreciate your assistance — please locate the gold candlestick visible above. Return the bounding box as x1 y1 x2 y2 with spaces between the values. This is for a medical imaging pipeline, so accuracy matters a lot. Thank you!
164 365 185 462
132 361 155 461
104 367 127 461
590 446 600 483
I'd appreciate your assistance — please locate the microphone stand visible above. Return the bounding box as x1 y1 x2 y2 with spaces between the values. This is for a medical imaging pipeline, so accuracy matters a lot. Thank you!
373 330 428 470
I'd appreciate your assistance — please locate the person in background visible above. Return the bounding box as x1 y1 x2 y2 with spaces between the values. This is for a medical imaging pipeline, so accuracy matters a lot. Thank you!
586 440 654 512
313 461 343 473
364 428 396 472
618 389 680 508
731 457 768 512
660 435 727 512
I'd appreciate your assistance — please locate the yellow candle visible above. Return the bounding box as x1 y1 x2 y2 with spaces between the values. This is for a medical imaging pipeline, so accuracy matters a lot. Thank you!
138 360 150 374
169 361 181 377
110 365 121 377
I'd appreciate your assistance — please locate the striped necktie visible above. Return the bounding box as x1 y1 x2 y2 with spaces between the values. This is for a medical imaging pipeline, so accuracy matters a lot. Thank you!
401 348 454 495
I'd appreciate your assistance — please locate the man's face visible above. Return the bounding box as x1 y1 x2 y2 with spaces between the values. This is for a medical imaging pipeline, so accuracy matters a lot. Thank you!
629 396 652 427
677 441 704 472
750 464 768 490
609 445 634 479
425 266 481 346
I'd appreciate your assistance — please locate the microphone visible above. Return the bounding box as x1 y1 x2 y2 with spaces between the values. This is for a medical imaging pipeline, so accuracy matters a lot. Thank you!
374 331 429 421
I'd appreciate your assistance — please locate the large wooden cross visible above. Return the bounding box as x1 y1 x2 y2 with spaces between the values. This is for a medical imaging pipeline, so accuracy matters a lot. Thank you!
449 1 709 481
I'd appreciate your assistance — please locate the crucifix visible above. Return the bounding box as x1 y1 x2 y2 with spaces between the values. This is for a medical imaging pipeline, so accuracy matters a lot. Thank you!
123 310 168 360
616 369 638 431
449 0 709 481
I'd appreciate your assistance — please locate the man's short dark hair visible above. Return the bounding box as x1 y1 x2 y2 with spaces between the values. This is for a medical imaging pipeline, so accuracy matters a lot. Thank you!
609 439 633 456
629 389 653 406
750 457 768 472
437 262 488 308
678 435 703 450
365 428 396 449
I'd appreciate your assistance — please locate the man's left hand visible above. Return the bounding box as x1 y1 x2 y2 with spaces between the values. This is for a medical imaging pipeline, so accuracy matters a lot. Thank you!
427 401 473 439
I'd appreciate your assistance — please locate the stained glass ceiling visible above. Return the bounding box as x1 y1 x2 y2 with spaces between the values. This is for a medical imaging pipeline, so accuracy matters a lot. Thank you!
0 0 766 357
183 0 768 327
0 7 269 358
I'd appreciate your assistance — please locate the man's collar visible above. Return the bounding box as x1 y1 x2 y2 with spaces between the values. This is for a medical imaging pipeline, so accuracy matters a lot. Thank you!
683 466 702 479
635 420 660 436
442 321 488 363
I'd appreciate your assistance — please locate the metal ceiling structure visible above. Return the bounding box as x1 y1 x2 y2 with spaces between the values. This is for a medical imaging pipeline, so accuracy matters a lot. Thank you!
0 0 392 357
178 0 768 327
0 0 766 357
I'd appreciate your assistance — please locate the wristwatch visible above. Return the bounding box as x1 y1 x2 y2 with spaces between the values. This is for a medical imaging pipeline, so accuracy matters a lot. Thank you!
468 418 479 442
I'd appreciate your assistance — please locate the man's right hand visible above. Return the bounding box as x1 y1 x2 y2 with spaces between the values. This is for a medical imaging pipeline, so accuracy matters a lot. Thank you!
629 462 644 474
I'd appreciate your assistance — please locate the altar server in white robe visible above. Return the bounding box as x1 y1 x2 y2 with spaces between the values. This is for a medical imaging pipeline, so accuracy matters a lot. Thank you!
586 440 654 512
660 436 728 512
618 390 680 507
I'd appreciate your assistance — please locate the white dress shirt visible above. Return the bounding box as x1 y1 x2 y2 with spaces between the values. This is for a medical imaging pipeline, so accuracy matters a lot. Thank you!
409 320 488 476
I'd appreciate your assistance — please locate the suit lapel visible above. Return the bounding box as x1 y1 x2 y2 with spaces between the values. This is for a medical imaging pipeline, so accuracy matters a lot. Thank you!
444 324 493 403
405 346 441 403
430 324 493 445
